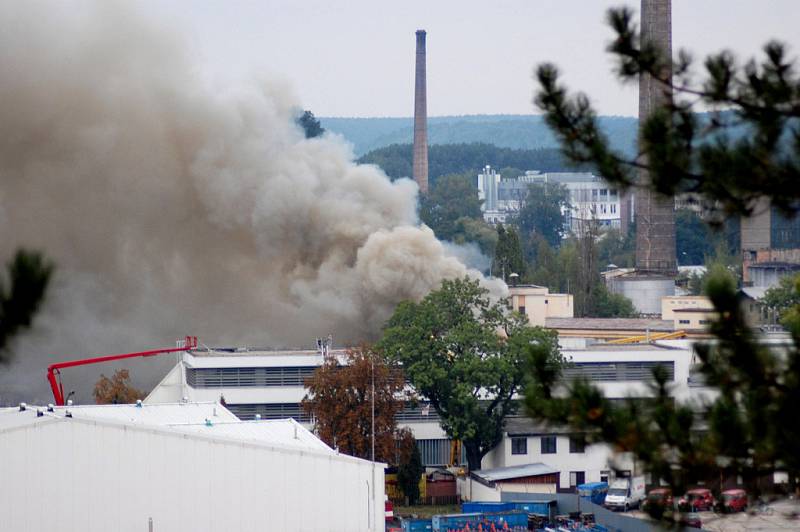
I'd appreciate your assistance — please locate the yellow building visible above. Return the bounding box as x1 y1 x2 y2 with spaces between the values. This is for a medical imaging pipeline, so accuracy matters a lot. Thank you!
509 285 573 326
661 295 716 330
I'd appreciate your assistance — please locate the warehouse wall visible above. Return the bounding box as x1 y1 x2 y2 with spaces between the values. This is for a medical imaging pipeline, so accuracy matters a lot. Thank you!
0 417 384 532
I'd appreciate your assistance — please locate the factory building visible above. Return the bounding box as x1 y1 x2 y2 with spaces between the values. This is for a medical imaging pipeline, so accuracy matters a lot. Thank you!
0 401 385 532
476 167 622 231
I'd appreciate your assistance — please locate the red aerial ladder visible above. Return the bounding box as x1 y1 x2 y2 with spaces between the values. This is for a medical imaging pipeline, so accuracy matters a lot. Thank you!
46 336 198 406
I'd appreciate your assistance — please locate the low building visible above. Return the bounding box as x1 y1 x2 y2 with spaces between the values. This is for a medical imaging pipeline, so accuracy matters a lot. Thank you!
481 418 629 492
0 401 385 532
509 284 573 326
545 317 676 341
464 463 560 502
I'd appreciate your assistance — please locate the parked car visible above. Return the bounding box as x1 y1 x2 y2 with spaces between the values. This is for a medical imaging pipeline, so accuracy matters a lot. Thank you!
642 488 674 513
716 489 747 513
679 512 703 528
678 488 715 512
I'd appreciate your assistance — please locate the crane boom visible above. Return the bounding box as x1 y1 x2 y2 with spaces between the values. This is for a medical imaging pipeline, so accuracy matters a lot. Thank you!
46 336 197 405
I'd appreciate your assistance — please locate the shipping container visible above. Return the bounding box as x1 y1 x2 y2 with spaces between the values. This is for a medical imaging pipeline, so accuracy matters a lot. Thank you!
461 501 516 513
401 518 433 532
431 512 483 531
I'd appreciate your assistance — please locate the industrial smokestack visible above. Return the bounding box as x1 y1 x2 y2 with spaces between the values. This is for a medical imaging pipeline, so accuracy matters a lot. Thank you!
635 0 676 274
413 29 429 194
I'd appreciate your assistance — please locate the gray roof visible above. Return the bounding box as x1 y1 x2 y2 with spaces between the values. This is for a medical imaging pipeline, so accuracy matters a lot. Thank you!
740 287 768 300
504 417 570 436
545 318 674 331
472 463 558 483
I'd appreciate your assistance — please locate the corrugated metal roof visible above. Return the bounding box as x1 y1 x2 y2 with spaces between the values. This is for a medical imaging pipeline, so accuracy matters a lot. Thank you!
741 287 768 300
167 418 332 453
472 463 558 482
0 402 341 457
546 318 674 331
60 401 240 425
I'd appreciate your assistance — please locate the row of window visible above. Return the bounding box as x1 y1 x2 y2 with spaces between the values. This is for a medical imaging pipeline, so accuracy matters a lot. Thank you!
562 361 675 382
225 402 311 422
511 435 586 455
186 366 317 388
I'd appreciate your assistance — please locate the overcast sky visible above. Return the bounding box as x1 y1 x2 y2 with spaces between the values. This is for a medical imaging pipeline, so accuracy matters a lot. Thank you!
140 0 800 118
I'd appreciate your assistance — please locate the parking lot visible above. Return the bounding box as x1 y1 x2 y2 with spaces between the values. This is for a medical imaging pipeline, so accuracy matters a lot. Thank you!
625 498 800 531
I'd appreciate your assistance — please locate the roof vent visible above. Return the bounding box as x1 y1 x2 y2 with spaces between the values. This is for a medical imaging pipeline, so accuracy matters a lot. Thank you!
66 399 73 406
254 414 262 420
18 402 27 412
136 399 143 408
205 418 212 427
36 408 43 417
65 410 72 418
181 396 188 403
47 404 54 412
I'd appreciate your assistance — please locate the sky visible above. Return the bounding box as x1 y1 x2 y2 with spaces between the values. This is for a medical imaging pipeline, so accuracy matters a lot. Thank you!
83 1 800 118
141 0 800 117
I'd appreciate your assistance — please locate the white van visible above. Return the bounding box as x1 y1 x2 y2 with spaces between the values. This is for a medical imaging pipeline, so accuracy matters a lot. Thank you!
603 476 646 511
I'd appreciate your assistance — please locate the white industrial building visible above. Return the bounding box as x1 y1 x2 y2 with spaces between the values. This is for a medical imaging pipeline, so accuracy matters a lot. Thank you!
146 346 454 468
476 167 621 232
0 401 385 532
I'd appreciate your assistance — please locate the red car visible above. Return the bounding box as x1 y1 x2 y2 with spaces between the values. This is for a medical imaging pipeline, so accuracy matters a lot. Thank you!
717 489 747 513
678 488 715 512
643 488 674 513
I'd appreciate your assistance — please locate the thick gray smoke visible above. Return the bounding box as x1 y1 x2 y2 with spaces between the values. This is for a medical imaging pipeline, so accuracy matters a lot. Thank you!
0 3 505 403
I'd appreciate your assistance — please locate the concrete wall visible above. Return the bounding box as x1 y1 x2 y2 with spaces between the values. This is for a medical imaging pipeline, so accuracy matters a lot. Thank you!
0 417 384 532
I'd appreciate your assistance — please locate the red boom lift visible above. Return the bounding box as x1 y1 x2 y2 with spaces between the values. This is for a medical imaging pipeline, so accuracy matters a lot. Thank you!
46 336 198 406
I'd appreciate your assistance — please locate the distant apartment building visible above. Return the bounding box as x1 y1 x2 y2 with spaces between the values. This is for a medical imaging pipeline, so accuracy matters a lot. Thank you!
475 167 621 232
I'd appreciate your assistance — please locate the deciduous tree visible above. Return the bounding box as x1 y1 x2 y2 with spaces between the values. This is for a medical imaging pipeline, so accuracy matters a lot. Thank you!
379 277 561 471
93 369 145 404
302 346 413 464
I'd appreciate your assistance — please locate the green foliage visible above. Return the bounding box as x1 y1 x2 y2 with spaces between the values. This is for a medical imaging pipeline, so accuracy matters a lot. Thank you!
379 277 561 471
0 249 54 363
358 143 585 185
397 444 424 505
596 227 635 270
491 225 527 282
763 273 800 322
323 114 639 157
675 210 741 266
528 4 800 515
419 173 482 242
591 283 638 318
296 110 325 139
450 217 498 257
513 182 570 248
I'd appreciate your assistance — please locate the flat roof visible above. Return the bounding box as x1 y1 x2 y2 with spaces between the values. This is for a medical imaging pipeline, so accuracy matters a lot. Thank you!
472 463 558 483
545 318 674 331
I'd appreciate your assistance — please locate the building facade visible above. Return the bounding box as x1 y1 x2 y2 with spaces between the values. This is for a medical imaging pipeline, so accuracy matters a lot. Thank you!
476 168 621 232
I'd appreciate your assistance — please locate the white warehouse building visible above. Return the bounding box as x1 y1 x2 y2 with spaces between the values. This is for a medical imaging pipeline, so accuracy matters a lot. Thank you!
0 401 385 532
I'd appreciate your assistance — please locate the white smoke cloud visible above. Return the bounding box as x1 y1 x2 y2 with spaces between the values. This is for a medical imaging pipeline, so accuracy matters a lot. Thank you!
0 2 505 403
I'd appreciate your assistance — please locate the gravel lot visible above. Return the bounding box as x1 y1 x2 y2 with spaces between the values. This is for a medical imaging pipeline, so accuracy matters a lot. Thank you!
624 498 800 531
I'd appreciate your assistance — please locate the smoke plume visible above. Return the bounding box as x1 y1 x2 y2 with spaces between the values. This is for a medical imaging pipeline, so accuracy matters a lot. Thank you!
0 3 504 403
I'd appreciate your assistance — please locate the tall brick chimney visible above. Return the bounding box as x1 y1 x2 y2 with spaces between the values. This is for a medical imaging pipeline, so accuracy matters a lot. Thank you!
413 30 429 194
635 0 676 274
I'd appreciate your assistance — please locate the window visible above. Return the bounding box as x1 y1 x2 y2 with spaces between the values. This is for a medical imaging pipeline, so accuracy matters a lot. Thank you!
569 435 586 453
570 471 586 487
518 306 526 315
541 436 557 454
511 437 528 455
611 204 616 214
699 319 710 325
679 319 690 324
600 470 610 483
